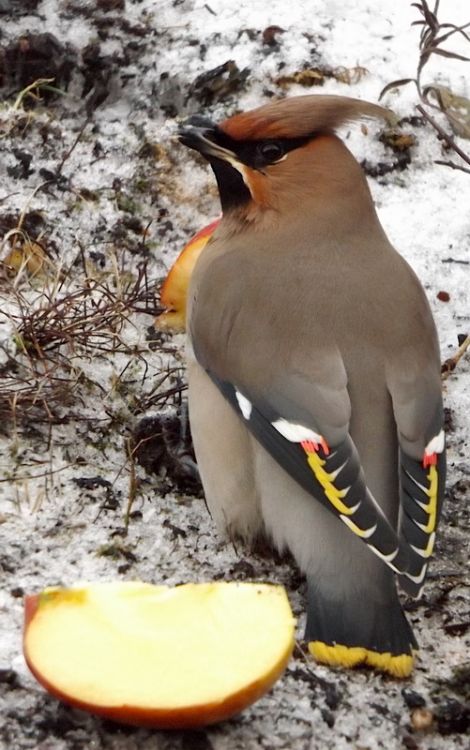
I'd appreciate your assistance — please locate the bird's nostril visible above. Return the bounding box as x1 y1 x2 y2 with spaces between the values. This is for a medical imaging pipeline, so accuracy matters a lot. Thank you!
177 127 208 149
177 118 218 152
180 115 215 130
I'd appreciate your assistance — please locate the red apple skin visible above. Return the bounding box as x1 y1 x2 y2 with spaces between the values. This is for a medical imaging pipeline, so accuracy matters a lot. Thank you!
23 593 293 729
24 593 40 628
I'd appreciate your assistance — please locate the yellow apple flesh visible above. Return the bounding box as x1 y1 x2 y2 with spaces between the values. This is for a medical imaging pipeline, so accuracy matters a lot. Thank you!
24 581 295 728
155 218 220 332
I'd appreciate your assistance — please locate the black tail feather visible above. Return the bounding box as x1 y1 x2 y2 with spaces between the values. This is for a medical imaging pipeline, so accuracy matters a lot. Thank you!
305 577 418 657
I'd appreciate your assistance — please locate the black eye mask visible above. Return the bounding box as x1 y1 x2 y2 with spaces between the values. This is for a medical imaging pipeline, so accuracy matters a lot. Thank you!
214 130 312 170
178 116 314 210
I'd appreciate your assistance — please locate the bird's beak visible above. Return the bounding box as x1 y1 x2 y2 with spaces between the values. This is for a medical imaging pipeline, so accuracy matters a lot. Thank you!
178 116 238 165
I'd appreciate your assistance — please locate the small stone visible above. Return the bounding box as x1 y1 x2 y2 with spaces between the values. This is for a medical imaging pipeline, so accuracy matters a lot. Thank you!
411 708 434 731
262 26 285 46
402 687 426 709
435 697 470 735
402 736 418 750
0 669 21 688
437 291 450 302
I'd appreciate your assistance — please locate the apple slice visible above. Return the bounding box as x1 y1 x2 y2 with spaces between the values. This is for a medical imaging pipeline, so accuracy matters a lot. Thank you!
24 581 295 728
155 218 220 332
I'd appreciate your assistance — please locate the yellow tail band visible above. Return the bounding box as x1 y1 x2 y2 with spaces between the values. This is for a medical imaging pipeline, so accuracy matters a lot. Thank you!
309 640 414 678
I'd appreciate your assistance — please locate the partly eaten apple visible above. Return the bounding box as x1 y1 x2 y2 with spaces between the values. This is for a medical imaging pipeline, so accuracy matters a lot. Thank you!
155 218 220 332
23 581 295 728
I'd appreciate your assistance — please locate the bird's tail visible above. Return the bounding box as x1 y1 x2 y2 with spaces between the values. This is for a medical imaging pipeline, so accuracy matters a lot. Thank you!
305 577 418 678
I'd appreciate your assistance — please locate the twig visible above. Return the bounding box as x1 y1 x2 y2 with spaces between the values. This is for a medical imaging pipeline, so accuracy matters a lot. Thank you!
441 335 470 379
434 160 470 174
0 463 77 483
56 117 91 175
417 104 470 168
124 437 138 532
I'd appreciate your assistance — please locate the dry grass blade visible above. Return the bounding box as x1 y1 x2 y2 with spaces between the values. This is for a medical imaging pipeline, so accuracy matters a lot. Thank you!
379 78 415 99
431 23 470 46
131 366 187 414
416 105 470 170
9 263 158 356
380 1 470 175
426 47 469 61
380 0 470 100
442 335 470 379
11 78 56 111
0 250 167 432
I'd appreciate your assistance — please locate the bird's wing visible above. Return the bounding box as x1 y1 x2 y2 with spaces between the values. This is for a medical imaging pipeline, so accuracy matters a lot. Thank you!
188 246 444 592
387 365 446 597
201 359 413 579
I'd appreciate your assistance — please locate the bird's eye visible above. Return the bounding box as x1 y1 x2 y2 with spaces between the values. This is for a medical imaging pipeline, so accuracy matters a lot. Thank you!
257 141 285 163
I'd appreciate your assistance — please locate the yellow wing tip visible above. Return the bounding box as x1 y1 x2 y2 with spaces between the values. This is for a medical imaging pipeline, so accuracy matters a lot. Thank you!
308 640 414 678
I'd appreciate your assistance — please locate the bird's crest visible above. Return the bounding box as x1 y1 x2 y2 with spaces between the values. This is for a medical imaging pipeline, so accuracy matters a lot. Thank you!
221 95 395 141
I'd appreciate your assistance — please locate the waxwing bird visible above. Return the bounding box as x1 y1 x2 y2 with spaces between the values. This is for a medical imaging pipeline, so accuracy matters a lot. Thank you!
178 95 446 678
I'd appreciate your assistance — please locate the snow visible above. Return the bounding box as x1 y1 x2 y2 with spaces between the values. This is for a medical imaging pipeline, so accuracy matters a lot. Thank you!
0 0 469 748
